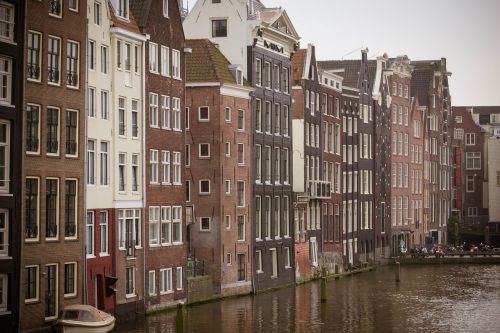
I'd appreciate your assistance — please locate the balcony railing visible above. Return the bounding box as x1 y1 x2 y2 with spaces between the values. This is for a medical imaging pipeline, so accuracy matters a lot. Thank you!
28 64 40 80
66 71 78 87
49 0 61 16
48 67 60 84
307 180 331 199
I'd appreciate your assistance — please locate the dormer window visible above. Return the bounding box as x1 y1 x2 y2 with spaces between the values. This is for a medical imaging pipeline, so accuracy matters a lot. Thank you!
229 65 244 86
117 0 129 19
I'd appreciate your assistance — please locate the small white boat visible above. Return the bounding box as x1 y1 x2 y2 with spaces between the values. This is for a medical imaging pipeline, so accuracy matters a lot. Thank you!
54 304 115 333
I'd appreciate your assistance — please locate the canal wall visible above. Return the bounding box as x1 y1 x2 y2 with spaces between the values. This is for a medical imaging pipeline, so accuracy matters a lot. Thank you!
391 255 500 265
187 276 214 304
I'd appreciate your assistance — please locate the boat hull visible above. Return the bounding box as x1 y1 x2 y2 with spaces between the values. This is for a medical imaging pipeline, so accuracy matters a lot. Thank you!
54 319 115 333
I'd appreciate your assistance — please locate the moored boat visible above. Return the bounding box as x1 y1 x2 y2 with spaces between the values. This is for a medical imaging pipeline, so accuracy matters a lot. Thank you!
53 304 115 333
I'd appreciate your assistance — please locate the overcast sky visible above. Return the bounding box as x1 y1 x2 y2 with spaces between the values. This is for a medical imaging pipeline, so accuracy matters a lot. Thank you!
187 0 500 106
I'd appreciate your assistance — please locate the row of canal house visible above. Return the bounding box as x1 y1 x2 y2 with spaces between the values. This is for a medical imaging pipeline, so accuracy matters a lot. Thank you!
0 0 458 330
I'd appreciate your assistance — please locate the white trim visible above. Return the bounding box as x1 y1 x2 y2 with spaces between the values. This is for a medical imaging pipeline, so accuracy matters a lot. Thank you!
113 200 144 209
220 84 254 100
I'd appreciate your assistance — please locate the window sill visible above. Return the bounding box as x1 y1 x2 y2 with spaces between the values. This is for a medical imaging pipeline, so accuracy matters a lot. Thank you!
64 293 78 299
99 253 110 257
125 294 137 299
26 151 41 156
160 291 174 295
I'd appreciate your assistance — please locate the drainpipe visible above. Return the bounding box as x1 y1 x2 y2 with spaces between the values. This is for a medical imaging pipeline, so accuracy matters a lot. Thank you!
83 14 90 306
141 34 149 314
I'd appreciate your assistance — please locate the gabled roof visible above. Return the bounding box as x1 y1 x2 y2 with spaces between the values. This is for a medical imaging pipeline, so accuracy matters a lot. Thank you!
318 60 361 88
185 39 249 86
109 2 141 34
129 0 153 28
410 61 439 107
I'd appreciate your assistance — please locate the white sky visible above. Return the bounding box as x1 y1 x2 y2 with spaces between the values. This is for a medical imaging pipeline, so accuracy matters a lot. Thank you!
187 0 500 106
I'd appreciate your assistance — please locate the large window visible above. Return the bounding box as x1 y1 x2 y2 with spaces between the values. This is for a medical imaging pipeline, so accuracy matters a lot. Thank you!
161 95 170 129
149 206 160 246
66 110 78 156
125 267 135 297
118 153 126 191
172 151 181 184
86 212 94 256
45 263 58 319
101 45 108 74
100 211 108 255
100 142 109 185
117 0 129 19
27 31 41 81
25 265 39 302
161 46 169 76
48 0 62 17
47 107 59 155
87 140 96 184
66 41 79 87
160 268 172 294
466 152 481 170
172 49 181 79
150 149 159 184
47 36 61 84
118 97 126 136
212 19 227 37
466 175 475 192
255 58 262 86
131 100 138 138
0 2 14 42
161 206 171 245
25 178 39 240
149 42 158 73
65 179 77 238
64 262 77 297
0 56 11 104
46 178 59 239
131 154 139 192
172 97 181 130
162 151 170 184
0 121 9 193
118 209 141 253
172 206 182 243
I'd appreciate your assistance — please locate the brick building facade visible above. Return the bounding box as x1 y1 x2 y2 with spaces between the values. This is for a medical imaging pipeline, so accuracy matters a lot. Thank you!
22 0 87 329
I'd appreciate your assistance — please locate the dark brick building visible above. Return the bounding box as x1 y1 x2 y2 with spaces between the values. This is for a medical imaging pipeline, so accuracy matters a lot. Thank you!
0 0 24 331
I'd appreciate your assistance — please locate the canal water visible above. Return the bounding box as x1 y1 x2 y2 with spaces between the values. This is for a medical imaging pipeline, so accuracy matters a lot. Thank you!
116 265 500 332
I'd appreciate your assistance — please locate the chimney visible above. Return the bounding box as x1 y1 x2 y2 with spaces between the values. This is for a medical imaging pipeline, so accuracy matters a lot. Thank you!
361 47 369 62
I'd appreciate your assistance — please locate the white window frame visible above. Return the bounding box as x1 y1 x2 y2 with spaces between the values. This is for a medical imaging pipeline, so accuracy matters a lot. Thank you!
200 217 211 231
0 121 10 193
63 262 77 298
99 211 108 255
161 45 169 76
25 265 39 303
160 268 173 294
173 151 181 185
149 42 158 73
199 179 210 195
0 2 14 43
199 143 210 159
172 49 181 79
198 106 209 121
0 210 8 256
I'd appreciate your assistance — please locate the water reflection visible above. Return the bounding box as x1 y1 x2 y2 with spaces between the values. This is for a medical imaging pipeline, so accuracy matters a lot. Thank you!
116 265 500 333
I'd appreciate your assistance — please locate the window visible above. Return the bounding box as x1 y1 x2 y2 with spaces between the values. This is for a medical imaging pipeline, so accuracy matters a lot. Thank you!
89 41 97 71
160 206 172 245
128 100 136 138
237 215 245 241
466 152 481 170
467 207 478 217
172 97 181 130
256 250 263 273
64 262 76 297
270 248 278 278
87 140 96 184
237 143 244 165
466 175 475 192
66 41 79 87
225 215 231 229
238 109 244 131
497 170 500 187
100 211 108 254
25 265 39 302
255 58 262 86
94 2 101 25
125 267 135 297
264 196 271 238
284 247 291 268
274 103 281 134
87 87 96 117
149 206 160 245
49 0 62 17
25 178 39 240
131 154 139 192
264 146 271 183
65 180 77 238
176 267 183 290
255 145 262 182
45 263 58 319
149 93 159 127
283 67 289 94
264 62 271 89
65 110 78 156
46 108 59 155
118 209 141 251
46 178 59 239
283 196 289 237
116 40 122 69
0 122 8 192
465 133 476 146
118 153 126 191
283 105 289 136
237 181 245 207
160 48 170 77
160 268 172 294
163 0 169 17
118 97 126 136
149 42 158 73
274 147 280 183
199 106 209 121
172 49 181 79
283 148 289 183
199 143 210 159
225 142 230 157
100 90 109 119
224 180 230 195
101 45 108 74
200 217 210 231
226 253 232 265
0 2 14 42
173 151 181 184
85 211 94 258
455 115 462 123
47 36 61 84
199 180 210 194
274 196 280 237
255 196 261 239
117 0 129 19
172 206 182 243
98 142 109 186
212 19 227 37
0 210 7 256
27 31 42 81
148 270 156 295
454 128 464 140
161 151 170 184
